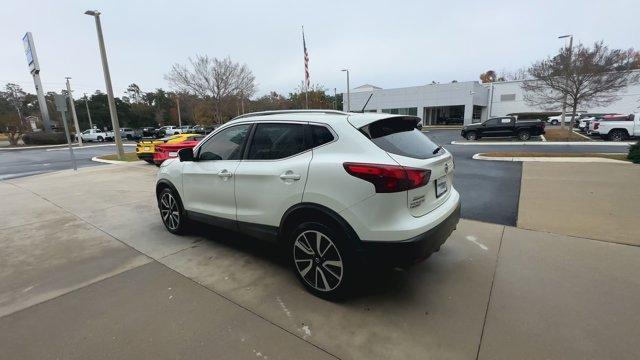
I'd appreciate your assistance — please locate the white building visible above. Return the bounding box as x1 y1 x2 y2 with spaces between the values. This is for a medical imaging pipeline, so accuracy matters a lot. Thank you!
345 70 640 125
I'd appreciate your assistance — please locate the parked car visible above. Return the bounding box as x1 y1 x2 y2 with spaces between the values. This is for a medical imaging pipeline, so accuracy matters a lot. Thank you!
178 125 192 133
547 113 582 125
141 127 158 138
157 126 182 136
460 116 545 141
576 114 610 132
119 127 135 140
156 110 460 299
77 128 114 142
192 124 218 134
136 133 202 163
153 137 203 166
589 113 639 141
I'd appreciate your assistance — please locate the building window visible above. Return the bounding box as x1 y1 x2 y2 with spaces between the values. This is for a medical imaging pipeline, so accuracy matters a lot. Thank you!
381 108 417 116
500 94 516 102
472 106 483 120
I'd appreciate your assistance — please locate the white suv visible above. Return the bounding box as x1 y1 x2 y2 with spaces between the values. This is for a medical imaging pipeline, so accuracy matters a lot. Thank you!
156 110 460 299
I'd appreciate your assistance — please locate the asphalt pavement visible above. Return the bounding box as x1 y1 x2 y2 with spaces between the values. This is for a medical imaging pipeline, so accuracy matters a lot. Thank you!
0 144 135 180
0 132 631 227
424 129 630 226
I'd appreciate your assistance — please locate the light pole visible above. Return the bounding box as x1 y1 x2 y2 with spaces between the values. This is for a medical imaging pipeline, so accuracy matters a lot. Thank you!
65 77 82 146
341 69 350 112
85 10 124 159
84 93 94 129
558 34 573 131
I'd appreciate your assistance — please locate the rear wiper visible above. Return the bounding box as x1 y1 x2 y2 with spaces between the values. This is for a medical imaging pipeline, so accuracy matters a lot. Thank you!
433 145 443 155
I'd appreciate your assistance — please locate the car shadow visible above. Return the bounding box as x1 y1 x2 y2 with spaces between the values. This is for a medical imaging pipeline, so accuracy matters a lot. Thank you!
183 221 428 301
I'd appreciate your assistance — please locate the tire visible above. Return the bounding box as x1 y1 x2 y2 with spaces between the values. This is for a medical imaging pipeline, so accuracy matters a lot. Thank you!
551 120 559 125
465 131 478 141
289 222 356 301
97 136 104 142
126 134 132 140
158 187 186 235
608 129 626 142
518 130 531 141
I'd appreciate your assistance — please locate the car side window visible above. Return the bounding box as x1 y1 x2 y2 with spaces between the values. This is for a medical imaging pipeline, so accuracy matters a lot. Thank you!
197 124 250 161
484 119 498 126
310 125 334 147
247 123 306 160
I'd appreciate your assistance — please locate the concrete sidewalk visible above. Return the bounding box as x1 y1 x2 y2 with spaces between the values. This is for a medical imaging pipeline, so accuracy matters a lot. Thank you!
518 162 640 246
1 165 639 359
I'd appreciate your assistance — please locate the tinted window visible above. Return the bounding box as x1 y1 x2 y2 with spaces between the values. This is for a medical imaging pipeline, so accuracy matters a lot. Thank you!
484 119 499 126
310 125 334 147
360 118 439 159
247 123 306 160
198 124 250 161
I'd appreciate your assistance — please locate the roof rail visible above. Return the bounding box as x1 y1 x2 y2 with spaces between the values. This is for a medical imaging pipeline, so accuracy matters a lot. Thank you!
232 109 349 120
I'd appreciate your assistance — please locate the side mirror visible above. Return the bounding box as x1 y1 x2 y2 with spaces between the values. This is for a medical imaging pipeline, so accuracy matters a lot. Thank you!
178 148 194 162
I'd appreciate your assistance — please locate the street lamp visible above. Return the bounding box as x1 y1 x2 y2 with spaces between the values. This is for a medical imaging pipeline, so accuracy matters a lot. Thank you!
341 69 350 112
85 9 125 159
557 34 573 130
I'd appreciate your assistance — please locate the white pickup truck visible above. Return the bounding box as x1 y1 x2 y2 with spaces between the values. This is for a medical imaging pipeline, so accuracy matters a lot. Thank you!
589 114 639 141
77 129 115 142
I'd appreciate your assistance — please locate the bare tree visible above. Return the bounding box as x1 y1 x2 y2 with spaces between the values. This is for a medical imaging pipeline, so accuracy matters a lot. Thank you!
165 55 256 123
522 41 640 133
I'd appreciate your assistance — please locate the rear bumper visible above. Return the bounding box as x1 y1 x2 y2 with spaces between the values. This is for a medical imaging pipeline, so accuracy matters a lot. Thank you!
137 153 154 161
357 202 461 267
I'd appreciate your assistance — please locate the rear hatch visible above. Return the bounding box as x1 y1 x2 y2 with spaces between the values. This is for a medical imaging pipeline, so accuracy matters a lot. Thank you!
356 116 454 217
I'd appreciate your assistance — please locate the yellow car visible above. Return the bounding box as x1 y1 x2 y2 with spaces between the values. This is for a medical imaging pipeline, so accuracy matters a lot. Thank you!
136 133 202 163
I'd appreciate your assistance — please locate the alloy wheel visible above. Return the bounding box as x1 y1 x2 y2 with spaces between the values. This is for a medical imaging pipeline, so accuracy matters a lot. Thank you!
293 230 343 292
160 192 180 230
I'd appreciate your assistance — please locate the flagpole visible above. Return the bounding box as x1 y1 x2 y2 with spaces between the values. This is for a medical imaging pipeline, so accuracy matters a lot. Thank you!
302 25 309 109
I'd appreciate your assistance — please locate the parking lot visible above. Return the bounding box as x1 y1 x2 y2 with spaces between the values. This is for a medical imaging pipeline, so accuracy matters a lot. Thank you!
1 160 638 359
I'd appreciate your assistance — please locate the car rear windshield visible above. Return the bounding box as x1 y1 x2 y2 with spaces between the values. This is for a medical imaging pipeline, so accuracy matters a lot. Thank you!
359 117 440 159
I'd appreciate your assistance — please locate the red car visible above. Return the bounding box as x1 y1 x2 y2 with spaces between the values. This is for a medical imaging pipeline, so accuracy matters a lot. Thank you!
153 139 201 166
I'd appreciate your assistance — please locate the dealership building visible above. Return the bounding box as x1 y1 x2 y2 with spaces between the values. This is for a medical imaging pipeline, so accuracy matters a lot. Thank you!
345 70 640 125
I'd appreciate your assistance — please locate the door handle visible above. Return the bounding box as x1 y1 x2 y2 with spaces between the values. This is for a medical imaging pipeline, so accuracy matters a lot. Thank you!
280 171 301 181
217 169 233 178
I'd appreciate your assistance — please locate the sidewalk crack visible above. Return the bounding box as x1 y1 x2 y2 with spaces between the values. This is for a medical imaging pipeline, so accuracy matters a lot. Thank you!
475 225 505 360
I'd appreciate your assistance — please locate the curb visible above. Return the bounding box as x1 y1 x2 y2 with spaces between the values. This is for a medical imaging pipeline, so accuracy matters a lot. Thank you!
91 156 145 165
472 153 629 163
452 141 634 146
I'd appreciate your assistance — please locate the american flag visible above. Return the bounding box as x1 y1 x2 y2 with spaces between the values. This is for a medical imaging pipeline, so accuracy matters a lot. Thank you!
303 26 309 89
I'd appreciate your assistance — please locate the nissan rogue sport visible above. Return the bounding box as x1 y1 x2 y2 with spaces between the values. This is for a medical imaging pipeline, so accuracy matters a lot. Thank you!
156 110 460 299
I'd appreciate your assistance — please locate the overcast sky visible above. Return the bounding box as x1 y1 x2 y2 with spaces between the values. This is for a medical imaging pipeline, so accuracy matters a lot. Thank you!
1 0 638 98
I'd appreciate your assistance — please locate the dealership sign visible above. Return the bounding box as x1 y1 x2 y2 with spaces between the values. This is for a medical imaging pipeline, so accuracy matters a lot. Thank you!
22 32 40 74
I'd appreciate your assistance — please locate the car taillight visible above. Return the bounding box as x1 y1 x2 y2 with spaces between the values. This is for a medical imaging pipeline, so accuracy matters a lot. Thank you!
343 163 430 193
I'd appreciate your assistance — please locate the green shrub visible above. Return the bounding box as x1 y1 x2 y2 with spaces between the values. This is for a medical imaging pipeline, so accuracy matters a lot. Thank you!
628 140 640 164
22 132 74 145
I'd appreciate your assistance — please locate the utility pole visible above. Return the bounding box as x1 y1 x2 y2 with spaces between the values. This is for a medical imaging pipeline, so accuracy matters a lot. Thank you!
85 10 124 160
558 34 573 131
53 94 77 171
333 88 337 110
84 93 94 129
341 69 350 112
65 77 82 146
175 94 182 127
